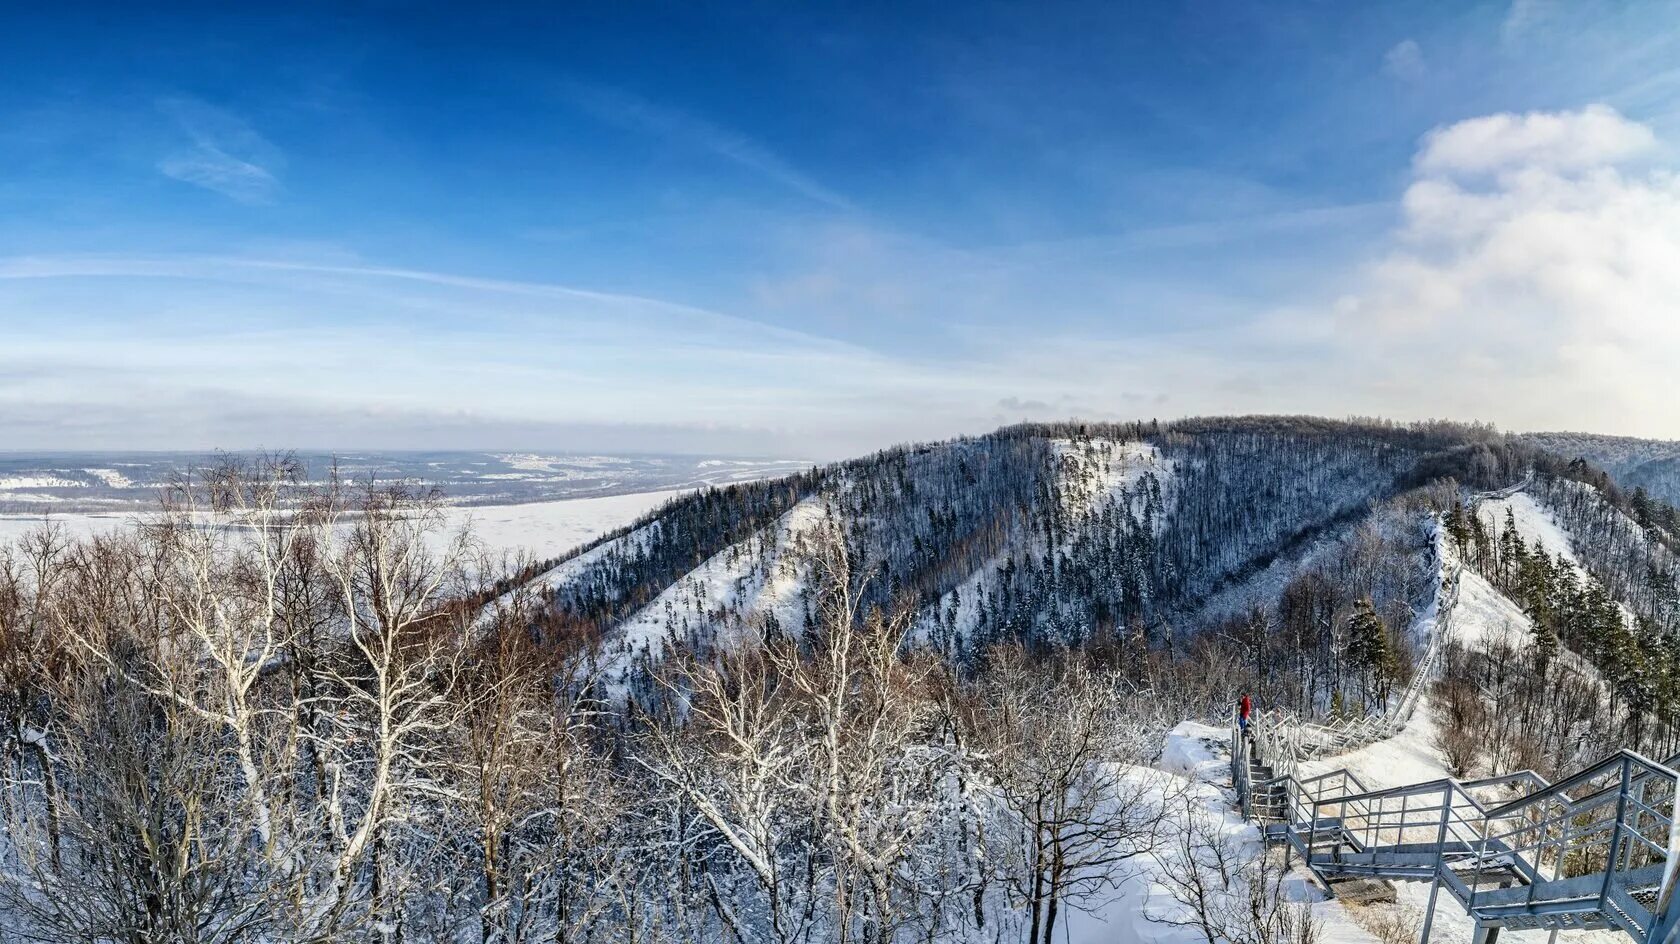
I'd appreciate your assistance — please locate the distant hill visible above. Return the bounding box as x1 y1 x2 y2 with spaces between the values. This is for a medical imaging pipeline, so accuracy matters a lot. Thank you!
1520 432 1680 508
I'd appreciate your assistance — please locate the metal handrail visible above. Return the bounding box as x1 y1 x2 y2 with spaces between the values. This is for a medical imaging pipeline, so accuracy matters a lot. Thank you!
1230 486 1680 941
1256 749 1680 942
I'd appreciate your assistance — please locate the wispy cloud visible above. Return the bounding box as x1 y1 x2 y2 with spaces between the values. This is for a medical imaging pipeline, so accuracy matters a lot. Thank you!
1501 0 1559 45
0 253 853 353
156 97 283 203
562 83 854 211
1382 40 1426 82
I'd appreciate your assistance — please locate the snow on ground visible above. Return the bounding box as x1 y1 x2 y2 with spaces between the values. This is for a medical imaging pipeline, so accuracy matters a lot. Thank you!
469 517 673 632
1195 525 1348 623
0 490 681 569
1479 491 1584 569
1199 511 1441 631
1450 533 1611 687
497 453 619 473
1063 722 1381 944
1050 438 1174 520
918 440 1172 642
1478 489 1644 635
0 511 132 547
1283 688 1619 943
607 497 829 673
1451 567 1533 651
1297 692 1450 790
1160 721 1228 779
1298 561 1530 787
1290 564 1623 944
82 468 134 488
512 522 660 599
0 475 89 490
434 488 684 563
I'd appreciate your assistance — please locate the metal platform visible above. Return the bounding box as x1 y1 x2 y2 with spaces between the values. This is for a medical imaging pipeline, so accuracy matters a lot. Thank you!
1229 479 1680 942
1236 725 1680 943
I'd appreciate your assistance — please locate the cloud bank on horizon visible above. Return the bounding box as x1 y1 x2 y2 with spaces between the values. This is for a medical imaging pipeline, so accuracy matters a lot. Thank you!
1 2 1678 458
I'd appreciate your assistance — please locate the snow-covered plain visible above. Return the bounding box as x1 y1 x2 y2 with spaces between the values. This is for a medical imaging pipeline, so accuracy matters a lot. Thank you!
0 511 131 546
434 489 684 563
0 489 684 566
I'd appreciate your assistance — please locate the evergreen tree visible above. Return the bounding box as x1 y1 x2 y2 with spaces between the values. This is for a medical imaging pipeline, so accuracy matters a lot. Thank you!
1345 598 1397 708
1445 502 1472 556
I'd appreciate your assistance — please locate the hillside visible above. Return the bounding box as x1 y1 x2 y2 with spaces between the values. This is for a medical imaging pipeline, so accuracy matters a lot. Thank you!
517 417 1535 700
1523 431 1680 510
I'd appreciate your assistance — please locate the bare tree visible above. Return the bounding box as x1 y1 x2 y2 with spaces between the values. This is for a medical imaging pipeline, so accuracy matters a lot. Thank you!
778 519 965 944
307 476 474 939
637 643 811 944
1150 790 1321 944
971 646 1175 944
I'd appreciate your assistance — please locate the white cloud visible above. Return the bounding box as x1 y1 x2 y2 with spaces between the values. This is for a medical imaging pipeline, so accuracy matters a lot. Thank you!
1381 40 1426 82
1414 104 1655 177
1333 105 1680 436
156 98 283 203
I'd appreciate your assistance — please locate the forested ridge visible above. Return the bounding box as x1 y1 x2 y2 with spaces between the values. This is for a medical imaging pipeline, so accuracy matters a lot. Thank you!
529 416 1533 690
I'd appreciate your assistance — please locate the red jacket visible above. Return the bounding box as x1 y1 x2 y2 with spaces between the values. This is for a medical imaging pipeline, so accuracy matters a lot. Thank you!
1239 695 1252 721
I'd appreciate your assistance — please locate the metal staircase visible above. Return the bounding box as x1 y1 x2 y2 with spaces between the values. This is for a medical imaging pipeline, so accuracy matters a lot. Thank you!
1229 475 1680 941
1235 729 1680 943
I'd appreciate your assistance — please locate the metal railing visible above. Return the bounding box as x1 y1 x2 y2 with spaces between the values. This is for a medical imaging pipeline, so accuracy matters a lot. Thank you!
1263 751 1680 941
1248 560 1463 776
1229 482 1680 941
1254 477 1533 769
1238 684 1680 940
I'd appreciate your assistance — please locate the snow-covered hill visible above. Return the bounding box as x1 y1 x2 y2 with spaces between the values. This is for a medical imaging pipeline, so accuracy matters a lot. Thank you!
522 418 1555 692
606 497 830 682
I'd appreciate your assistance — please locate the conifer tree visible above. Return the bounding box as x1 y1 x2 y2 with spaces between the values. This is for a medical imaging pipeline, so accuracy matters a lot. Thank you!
1345 598 1396 708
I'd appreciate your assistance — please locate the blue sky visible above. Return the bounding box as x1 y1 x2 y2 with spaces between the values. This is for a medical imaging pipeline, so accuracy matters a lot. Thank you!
3 2 1679 457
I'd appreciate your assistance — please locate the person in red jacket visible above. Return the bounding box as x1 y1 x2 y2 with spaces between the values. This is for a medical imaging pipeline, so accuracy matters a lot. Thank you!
1238 693 1252 735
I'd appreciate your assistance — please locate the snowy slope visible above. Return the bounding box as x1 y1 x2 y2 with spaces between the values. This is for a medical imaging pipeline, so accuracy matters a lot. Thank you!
1477 488 1645 641
915 438 1173 643
604 497 830 680
1051 437 1174 521
1479 491 1584 569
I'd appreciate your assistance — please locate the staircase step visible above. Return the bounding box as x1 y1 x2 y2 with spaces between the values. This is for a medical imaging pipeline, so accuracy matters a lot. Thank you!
1330 878 1396 905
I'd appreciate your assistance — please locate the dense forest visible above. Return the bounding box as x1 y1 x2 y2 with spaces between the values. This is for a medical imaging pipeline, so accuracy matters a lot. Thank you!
1434 464 1680 775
